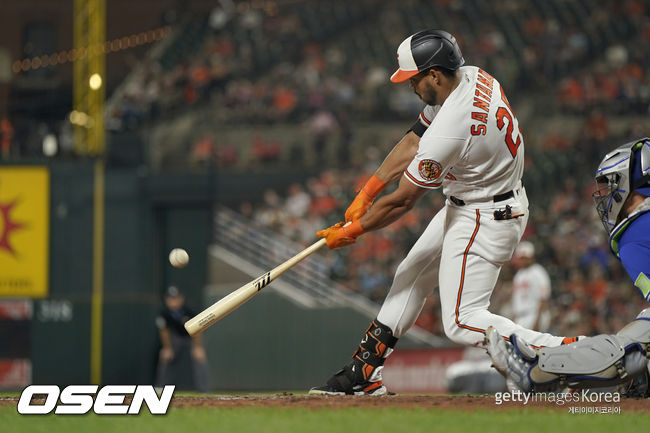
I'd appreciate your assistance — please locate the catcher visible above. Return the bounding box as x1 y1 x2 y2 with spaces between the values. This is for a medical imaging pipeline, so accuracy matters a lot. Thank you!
485 137 650 397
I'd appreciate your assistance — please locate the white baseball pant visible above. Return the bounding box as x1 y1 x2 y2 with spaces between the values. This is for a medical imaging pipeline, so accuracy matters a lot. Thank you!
376 186 564 347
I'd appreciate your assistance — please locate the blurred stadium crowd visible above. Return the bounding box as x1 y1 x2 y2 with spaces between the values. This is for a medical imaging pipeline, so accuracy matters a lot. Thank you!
3 0 649 340
104 0 649 130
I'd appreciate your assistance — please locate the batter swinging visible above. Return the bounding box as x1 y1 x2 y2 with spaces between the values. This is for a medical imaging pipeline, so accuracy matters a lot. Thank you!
310 29 570 396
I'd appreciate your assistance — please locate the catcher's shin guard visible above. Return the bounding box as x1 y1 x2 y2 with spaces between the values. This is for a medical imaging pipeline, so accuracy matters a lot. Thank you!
534 308 650 390
487 309 650 394
309 320 398 395
529 334 647 390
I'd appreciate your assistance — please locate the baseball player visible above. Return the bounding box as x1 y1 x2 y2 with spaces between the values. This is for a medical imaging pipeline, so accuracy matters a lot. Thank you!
156 286 211 392
310 29 574 396
510 241 551 330
485 137 650 397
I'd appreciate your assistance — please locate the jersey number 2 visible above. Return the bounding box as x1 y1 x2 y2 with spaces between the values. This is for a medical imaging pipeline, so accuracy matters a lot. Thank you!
496 86 521 158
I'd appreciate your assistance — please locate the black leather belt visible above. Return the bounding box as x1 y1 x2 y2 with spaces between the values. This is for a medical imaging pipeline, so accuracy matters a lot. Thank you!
449 190 515 206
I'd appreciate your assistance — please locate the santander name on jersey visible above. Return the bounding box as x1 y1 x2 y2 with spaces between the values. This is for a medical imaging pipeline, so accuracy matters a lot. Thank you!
404 66 524 201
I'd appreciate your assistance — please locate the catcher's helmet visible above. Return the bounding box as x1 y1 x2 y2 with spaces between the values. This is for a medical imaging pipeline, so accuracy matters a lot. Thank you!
593 137 650 233
391 29 465 83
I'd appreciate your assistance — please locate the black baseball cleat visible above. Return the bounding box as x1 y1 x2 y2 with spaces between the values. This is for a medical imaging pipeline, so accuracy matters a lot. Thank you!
308 365 387 396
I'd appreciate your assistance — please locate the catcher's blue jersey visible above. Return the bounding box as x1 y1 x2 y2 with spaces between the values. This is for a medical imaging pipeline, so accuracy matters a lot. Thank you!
619 211 650 302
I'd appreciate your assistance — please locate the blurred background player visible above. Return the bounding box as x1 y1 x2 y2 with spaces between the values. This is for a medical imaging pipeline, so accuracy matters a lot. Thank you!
486 137 650 397
310 28 575 396
510 241 551 331
156 285 210 393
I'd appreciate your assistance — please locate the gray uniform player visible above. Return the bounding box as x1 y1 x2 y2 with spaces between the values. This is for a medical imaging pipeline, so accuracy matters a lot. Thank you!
485 137 650 397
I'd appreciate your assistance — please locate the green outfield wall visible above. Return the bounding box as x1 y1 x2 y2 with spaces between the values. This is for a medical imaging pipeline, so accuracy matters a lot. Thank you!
26 162 213 386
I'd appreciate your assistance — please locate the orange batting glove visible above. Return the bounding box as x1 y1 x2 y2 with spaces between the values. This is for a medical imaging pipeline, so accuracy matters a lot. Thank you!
316 220 365 249
345 175 386 222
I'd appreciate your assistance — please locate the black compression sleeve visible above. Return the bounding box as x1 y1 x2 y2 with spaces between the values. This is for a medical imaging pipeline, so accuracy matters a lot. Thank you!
409 120 427 137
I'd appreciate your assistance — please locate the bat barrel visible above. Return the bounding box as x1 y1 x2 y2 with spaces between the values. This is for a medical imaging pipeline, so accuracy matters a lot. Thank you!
184 238 327 335
184 283 258 335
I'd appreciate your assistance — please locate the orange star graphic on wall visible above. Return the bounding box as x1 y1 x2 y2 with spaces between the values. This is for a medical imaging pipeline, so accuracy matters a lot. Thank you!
0 199 26 256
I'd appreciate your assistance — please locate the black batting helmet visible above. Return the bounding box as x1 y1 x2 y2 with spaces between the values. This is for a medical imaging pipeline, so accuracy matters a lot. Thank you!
391 29 465 83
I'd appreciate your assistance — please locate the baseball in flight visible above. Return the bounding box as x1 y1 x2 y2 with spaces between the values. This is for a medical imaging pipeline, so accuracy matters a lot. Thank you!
169 248 189 268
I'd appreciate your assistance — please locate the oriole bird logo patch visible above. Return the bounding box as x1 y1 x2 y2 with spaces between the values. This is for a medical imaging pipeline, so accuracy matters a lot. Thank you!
418 159 443 181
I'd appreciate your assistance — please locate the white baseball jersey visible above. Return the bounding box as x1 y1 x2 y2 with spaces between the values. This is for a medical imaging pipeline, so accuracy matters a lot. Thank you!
404 66 524 201
376 65 564 348
511 264 551 329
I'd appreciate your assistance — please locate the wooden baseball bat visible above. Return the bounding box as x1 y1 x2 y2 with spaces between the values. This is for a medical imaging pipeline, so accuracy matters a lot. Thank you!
184 237 327 335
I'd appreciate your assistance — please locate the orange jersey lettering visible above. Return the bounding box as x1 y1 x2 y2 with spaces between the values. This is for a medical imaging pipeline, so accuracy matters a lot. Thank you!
472 97 489 112
475 82 492 98
475 89 491 101
471 124 487 136
471 112 488 123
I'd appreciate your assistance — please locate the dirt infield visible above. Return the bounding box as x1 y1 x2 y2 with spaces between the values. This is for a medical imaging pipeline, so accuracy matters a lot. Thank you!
170 393 649 412
1 393 647 412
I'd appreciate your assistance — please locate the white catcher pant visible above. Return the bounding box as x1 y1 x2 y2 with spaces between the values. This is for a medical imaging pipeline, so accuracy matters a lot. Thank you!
377 185 564 348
